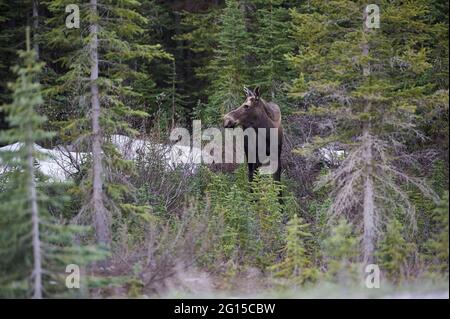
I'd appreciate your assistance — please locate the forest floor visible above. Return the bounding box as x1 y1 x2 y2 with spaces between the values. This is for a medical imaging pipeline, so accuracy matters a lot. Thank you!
152 268 449 299
160 283 449 299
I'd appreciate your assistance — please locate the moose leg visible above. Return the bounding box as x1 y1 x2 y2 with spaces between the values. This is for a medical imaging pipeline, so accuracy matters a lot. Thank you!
248 162 256 183
273 167 284 205
274 151 283 206
244 135 256 184
273 164 281 183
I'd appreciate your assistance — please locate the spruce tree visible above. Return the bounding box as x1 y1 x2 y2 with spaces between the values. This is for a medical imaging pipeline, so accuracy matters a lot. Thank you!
129 0 184 130
0 29 49 298
201 0 252 124
206 170 253 263
290 0 441 262
44 0 168 245
250 173 284 265
175 3 222 112
322 218 359 285
270 214 318 285
0 29 105 298
425 192 449 274
252 0 294 101
173 1 223 118
0 0 29 104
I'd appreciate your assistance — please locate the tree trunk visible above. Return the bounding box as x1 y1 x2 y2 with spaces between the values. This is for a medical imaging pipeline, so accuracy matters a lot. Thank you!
362 121 375 264
28 135 42 299
362 10 375 264
32 0 39 59
90 0 110 246
171 60 176 130
25 28 42 299
269 2 275 100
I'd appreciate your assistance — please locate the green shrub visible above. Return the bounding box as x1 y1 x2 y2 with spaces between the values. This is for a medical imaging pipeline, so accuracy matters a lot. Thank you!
322 218 360 285
202 166 299 270
376 219 415 284
424 192 449 274
269 214 318 285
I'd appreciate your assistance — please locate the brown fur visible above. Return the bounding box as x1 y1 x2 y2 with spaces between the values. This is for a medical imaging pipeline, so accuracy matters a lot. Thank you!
223 87 283 183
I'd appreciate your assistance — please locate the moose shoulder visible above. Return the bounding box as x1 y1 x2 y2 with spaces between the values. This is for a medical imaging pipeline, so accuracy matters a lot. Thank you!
223 87 283 183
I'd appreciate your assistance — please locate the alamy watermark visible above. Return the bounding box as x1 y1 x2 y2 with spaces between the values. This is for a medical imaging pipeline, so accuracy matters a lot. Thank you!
365 264 381 288
65 264 80 289
65 4 80 29
365 4 380 29
170 120 280 175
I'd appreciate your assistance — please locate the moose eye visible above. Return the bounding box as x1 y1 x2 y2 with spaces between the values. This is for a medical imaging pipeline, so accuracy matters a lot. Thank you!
244 104 250 109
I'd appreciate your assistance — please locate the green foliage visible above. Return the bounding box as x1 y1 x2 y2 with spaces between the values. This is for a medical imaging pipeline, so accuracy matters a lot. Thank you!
203 167 296 270
425 192 449 274
176 0 297 121
270 214 318 285
376 219 415 284
175 3 222 110
126 262 145 298
250 173 284 263
431 160 449 196
252 0 294 103
198 0 252 124
42 0 171 243
205 167 254 263
290 0 445 263
322 218 359 285
0 44 106 298
0 0 447 295
0 42 52 293
0 0 29 105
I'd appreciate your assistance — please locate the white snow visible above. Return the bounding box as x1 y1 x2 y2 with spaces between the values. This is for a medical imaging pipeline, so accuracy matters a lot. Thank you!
1 135 205 182
110 134 204 169
0 142 86 182
318 147 345 166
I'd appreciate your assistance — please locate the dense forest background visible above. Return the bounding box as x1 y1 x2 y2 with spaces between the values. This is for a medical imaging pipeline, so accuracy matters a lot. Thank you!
0 0 448 298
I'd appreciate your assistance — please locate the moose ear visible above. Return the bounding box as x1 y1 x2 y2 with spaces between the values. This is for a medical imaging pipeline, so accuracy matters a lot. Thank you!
254 86 261 99
244 86 253 98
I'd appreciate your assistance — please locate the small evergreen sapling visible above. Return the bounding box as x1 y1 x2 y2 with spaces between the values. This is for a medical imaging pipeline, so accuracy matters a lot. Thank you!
425 192 449 275
0 29 107 298
270 214 318 285
322 218 359 285
376 219 415 283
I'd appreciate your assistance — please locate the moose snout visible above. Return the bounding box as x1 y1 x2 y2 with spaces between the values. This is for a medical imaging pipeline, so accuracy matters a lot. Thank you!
223 115 237 128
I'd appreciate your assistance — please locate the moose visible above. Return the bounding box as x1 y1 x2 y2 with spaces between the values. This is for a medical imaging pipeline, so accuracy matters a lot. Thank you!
223 87 283 184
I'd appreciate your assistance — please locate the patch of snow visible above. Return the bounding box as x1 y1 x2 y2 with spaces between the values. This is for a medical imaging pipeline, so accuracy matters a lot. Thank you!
111 134 205 170
0 142 86 182
1 135 206 182
318 147 345 167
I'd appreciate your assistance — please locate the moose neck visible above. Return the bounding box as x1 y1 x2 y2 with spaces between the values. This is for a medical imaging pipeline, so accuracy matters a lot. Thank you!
257 98 278 129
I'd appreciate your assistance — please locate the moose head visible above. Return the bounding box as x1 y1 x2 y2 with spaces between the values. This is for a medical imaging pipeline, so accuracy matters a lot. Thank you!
223 86 271 130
